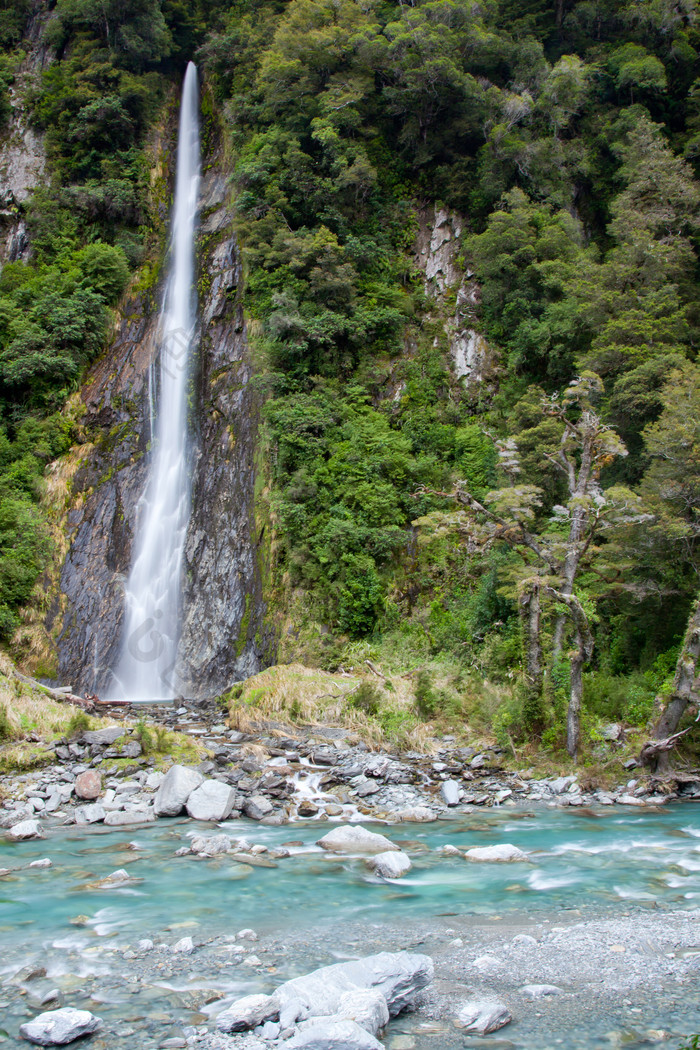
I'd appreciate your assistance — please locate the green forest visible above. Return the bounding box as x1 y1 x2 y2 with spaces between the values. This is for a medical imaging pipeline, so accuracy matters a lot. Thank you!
1 0 700 764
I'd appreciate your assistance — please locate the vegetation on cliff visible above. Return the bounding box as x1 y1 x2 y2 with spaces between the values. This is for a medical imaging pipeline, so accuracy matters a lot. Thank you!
0 0 699 764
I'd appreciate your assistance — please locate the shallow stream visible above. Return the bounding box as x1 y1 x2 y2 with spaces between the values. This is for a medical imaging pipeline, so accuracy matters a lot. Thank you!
1 804 699 1049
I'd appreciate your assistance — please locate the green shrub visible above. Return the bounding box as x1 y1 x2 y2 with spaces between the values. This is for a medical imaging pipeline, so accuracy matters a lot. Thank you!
348 682 381 717
65 710 91 738
413 670 438 720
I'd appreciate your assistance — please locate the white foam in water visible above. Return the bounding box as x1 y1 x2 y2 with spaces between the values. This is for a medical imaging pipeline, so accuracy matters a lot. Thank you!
527 871 581 891
110 62 200 700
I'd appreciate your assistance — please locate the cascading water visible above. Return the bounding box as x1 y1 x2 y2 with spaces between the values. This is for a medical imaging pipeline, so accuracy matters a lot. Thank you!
110 63 200 700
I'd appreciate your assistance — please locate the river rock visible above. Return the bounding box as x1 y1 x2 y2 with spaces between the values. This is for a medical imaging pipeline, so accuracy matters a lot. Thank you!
81 727 125 746
74 771 101 800
73 804 105 824
395 806 436 822
337 989 389 1034
186 780 236 821
104 809 155 826
464 844 527 862
153 765 204 816
440 781 462 806
244 796 273 820
317 826 399 855
276 951 433 1019
19 1007 103 1045
520 984 562 998
455 1000 512 1034
368 851 412 879
284 1018 384 1049
7 820 43 841
217 993 280 1032
190 833 232 856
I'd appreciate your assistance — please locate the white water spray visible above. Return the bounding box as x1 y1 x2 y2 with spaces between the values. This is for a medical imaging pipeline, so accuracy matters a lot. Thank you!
110 63 200 700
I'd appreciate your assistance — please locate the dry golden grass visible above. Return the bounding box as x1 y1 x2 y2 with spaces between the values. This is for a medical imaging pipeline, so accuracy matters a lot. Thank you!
224 662 440 752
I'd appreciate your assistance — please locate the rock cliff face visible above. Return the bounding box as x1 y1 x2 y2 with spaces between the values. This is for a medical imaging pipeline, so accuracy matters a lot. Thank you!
416 206 499 397
53 163 265 698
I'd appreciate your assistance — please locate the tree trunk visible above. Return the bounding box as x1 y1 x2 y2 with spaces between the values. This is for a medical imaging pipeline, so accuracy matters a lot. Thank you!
567 631 583 758
555 0 565 27
646 596 700 772
520 581 544 730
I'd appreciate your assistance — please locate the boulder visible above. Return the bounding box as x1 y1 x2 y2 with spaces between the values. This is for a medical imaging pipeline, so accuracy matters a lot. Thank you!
104 810 155 826
217 993 280 1033
74 772 101 801
317 826 399 855
186 780 236 821
190 833 232 856
7 820 43 841
464 844 527 862
153 765 204 817
284 1018 384 1049
19 1007 103 1045
244 796 273 820
367 851 412 879
440 781 462 807
455 1000 512 1034
276 951 433 1019
73 804 105 825
337 989 389 1035
395 807 436 823
81 727 124 746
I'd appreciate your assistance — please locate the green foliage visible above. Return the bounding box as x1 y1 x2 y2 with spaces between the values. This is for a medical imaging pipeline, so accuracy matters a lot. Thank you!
413 670 438 720
65 710 91 738
0 702 14 740
348 681 381 717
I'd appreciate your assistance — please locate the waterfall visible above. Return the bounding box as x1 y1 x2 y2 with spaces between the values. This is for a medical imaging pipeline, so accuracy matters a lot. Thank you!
110 62 200 700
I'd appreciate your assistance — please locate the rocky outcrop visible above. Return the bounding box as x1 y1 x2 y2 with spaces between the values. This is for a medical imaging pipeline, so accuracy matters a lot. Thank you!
0 3 50 268
415 206 499 398
52 134 266 698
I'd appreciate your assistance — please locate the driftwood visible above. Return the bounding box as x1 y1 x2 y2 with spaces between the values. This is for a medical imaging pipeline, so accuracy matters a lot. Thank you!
13 671 96 712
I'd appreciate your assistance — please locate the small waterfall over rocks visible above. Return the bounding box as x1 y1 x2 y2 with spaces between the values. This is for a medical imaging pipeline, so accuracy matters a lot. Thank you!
110 62 200 700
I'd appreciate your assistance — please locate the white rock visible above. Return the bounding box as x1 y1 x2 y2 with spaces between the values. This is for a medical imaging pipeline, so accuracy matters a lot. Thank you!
145 771 165 790
441 845 462 856
19 1007 103 1045
186 780 237 821
617 794 646 806
173 936 195 954
367 851 412 879
520 984 562 998
153 765 204 817
7 819 43 841
73 804 105 825
337 989 389 1035
464 844 527 862
244 796 273 820
395 807 436 822
190 833 232 856
216 993 279 1032
512 934 538 947
440 780 462 806
472 955 502 971
104 809 155 826
276 951 433 1019
237 928 258 941
455 1000 512 1034
284 1018 384 1049
28 859 52 869
81 727 124 746
317 826 399 855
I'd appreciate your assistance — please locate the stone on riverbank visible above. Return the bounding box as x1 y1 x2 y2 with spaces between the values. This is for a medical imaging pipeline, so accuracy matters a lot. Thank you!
276 951 433 1019
217 993 280 1032
19 1007 103 1045
520 984 562 998
337 989 390 1034
186 780 236 821
440 781 462 807
317 826 399 855
190 833 232 856
73 804 105 825
367 851 411 879
283 1018 384 1049
464 844 527 862
455 1000 512 1034
74 771 101 800
81 727 124 746
153 765 204 816
104 809 155 826
7 819 43 841
244 796 273 820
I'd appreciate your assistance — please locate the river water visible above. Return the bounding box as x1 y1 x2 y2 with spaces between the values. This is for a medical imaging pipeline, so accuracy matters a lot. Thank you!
1 805 699 1048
